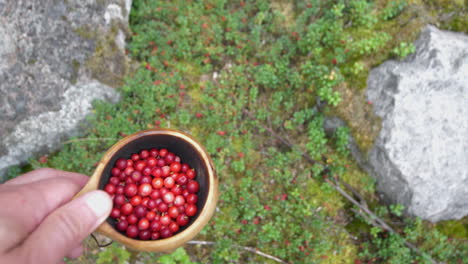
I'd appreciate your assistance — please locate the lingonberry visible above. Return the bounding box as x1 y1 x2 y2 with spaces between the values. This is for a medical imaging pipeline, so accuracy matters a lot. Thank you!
160 228 172 238
116 220 128 231
114 194 126 206
149 148 158 157
168 206 179 219
139 230 151 240
134 205 148 218
163 192 175 204
181 163 189 172
164 177 175 188
159 148 168 157
185 204 197 216
170 162 181 173
126 225 139 238
169 222 179 233
177 214 189 226
150 220 162 231
187 180 199 193
174 195 186 206
121 203 133 215
111 168 121 177
104 184 116 195
130 195 142 206
186 194 198 204
124 183 138 197
160 215 171 226
127 214 138 225
110 208 121 218
139 149 150 159
138 218 150 230
139 183 153 197
140 175 152 184
116 158 127 170
130 171 142 182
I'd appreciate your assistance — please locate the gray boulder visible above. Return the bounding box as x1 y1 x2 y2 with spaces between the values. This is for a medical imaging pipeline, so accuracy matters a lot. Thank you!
0 0 132 179
367 25 468 222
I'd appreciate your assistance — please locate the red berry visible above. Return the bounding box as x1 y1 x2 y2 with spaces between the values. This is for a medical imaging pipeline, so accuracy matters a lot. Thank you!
150 189 161 200
151 232 160 240
139 230 151 240
140 175 152 184
186 169 196 179
116 158 127 170
168 206 179 219
134 205 148 218
121 203 133 215
170 162 181 173
135 161 146 171
110 208 120 218
186 194 198 204
158 202 168 212
169 222 179 233
142 197 150 207
142 167 152 176
104 184 116 195
163 192 175 204
131 154 140 161
187 180 199 193
114 194 126 206
160 228 172 238
146 211 156 221
116 220 128 231
164 177 175 188
176 174 188 185
161 166 171 177
126 225 139 238
159 149 168 157
124 166 135 176
130 195 142 206
147 157 157 167
139 183 153 197
149 148 158 157
115 185 124 195
174 156 181 163
151 177 164 189
176 214 189 226
127 159 134 167
157 158 166 167
171 185 183 195
127 214 138 225
139 150 150 159
181 164 189 172
147 199 157 210
138 218 150 230
160 215 171 226
111 168 121 177
150 220 162 231
124 183 138 197
186 204 197 216
109 176 120 185
130 171 142 182
165 153 176 164
174 195 186 206
151 167 162 177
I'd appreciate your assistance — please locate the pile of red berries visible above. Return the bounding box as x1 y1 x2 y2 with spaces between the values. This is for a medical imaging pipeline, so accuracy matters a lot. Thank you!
103 148 200 240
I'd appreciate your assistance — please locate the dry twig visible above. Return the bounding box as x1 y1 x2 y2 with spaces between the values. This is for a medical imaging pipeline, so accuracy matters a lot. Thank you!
187 240 288 264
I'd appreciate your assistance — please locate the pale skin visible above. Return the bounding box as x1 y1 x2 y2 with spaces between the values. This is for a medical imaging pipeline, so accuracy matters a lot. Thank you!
0 168 112 264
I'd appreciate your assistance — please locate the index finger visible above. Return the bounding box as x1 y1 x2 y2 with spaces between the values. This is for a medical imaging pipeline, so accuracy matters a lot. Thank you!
2 168 88 187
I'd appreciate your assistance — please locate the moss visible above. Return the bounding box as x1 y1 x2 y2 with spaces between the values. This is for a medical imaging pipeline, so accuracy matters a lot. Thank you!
435 218 468 239
73 25 98 40
70 59 80 84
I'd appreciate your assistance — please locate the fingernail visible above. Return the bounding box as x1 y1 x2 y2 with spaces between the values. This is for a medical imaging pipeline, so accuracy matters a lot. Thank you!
84 191 112 220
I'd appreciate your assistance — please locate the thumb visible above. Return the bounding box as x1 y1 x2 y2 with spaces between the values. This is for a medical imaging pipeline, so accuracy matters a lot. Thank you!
14 190 112 264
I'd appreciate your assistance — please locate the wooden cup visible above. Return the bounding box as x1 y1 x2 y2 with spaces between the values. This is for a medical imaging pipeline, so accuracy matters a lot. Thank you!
75 129 218 252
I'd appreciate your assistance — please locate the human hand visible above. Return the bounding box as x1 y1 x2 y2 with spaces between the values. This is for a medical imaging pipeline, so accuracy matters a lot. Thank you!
0 168 112 264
